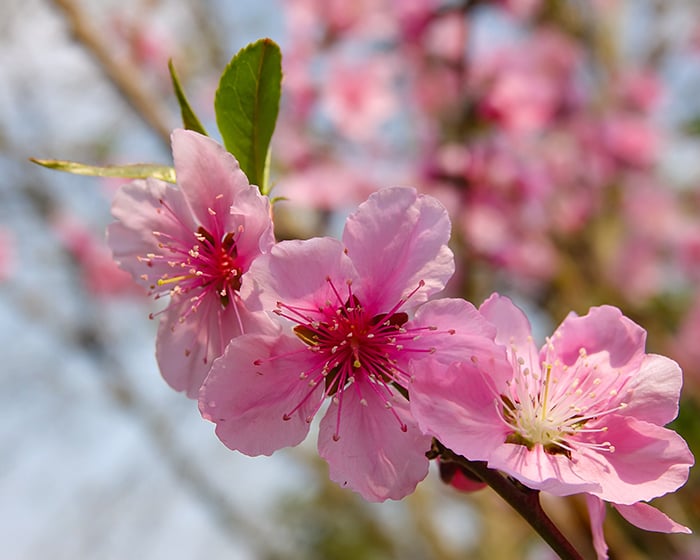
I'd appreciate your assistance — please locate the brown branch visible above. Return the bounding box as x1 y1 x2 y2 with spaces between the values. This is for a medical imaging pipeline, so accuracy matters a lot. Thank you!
51 0 173 147
430 440 585 560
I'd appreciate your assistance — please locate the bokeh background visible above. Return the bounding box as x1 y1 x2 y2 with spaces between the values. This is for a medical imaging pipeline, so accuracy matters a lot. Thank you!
1 0 699 558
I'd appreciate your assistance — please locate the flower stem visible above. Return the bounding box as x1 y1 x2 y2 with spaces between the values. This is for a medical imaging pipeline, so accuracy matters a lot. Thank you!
430 440 584 560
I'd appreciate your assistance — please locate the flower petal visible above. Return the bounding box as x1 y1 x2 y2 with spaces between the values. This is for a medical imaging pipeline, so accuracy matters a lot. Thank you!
409 298 512 379
410 359 507 460
624 354 683 425
108 178 195 288
479 293 540 371
171 129 253 239
613 502 691 534
318 378 431 501
200 333 322 456
156 294 279 397
241 237 357 312
487 444 599 496
342 187 454 310
548 306 647 373
579 415 694 504
228 185 275 271
585 495 609 560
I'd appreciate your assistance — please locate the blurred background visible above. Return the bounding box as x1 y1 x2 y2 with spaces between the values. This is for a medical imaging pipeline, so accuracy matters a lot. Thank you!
1 0 699 558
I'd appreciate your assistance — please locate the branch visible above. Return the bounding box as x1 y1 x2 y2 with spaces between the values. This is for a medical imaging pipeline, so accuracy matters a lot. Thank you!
430 440 585 560
51 0 173 147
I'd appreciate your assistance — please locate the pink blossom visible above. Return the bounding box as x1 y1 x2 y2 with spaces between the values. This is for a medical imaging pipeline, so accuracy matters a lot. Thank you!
602 113 660 168
670 295 700 388
423 12 467 63
497 0 543 19
320 56 398 142
52 212 141 298
0 227 13 282
273 161 377 210
283 0 393 42
473 30 581 134
411 294 693 504
201 188 497 501
107 129 277 397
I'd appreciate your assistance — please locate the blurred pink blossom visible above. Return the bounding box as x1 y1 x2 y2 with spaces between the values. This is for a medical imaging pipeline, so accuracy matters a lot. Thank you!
52 213 140 298
320 56 398 141
273 161 378 210
602 113 660 168
0 227 14 282
473 30 581 134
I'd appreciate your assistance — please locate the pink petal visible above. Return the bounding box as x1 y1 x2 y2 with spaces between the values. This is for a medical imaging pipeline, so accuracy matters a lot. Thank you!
200 333 322 456
585 495 610 560
613 502 691 534
410 298 512 380
479 293 540 370
487 444 599 496
108 178 195 287
342 187 454 310
228 185 275 271
156 293 278 397
171 129 253 240
318 379 431 501
579 415 694 505
241 237 357 311
624 354 683 425
548 306 647 372
410 359 507 460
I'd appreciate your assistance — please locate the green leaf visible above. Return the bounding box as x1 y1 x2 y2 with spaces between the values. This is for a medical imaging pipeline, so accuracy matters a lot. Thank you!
30 159 176 183
168 59 208 136
214 38 282 195
683 116 700 136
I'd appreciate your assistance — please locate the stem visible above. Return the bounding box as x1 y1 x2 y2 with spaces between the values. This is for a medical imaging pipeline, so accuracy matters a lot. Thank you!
51 0 173 147
431 440 585 560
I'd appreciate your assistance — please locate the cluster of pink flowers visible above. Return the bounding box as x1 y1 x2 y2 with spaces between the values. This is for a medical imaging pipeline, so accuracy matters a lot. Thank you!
270 0 700 332
108 130 693 558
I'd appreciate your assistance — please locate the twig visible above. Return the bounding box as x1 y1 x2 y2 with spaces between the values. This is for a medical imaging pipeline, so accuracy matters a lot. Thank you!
50 0 173 147
430 440 585 560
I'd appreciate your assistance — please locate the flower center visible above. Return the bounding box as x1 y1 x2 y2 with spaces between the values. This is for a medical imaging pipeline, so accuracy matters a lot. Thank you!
291 292 410 393
140 199 244 315
273 277 439 440
497 341 628 459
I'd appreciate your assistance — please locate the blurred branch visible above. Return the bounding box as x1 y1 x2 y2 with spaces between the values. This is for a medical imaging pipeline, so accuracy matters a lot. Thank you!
51 0 173 147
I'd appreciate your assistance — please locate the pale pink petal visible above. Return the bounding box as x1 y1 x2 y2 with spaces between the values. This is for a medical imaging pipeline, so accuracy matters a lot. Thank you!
548 306 647 372
410 359 507 460
624 354 683 425
487 444 599 496
171 129 253 239
342 187 454 310
410 298 511 378
579 415 694 504
157 294 279 397
108 178 195 288
613 502 691 534
241 237 357 311
585 495 609 560
479 293 539 368
228 185 275 271
318 379 431 501
200 333 321 456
